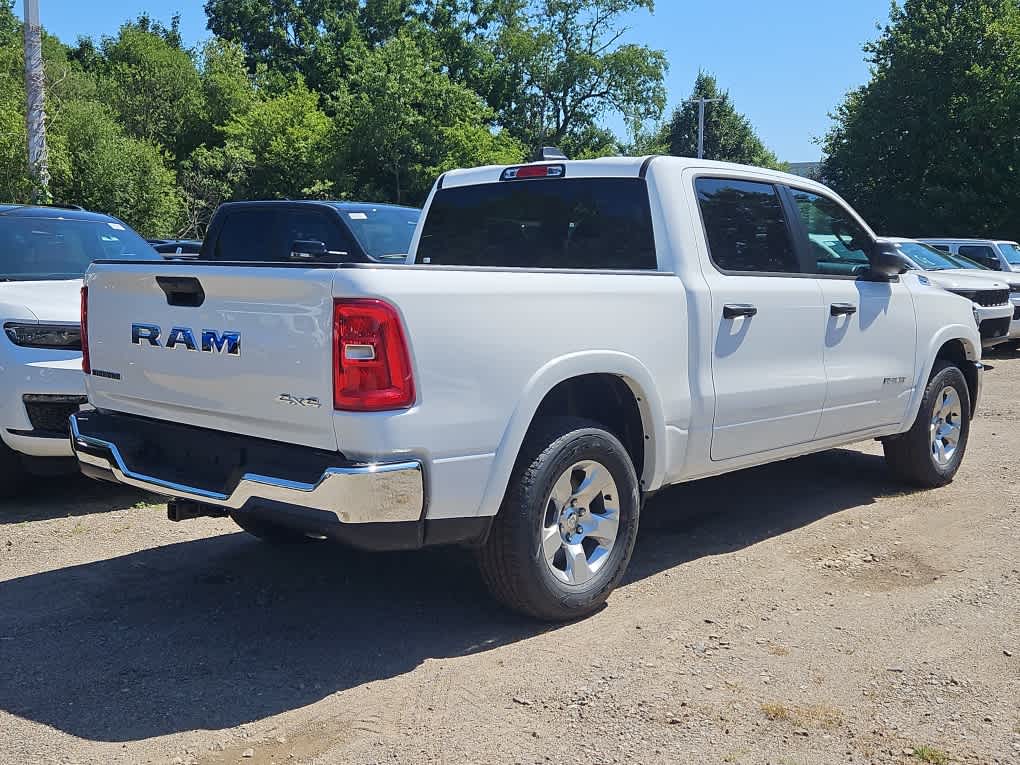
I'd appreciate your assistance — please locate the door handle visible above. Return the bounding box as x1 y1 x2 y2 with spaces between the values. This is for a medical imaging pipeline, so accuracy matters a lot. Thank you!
723 304 758 320
830 303 858 317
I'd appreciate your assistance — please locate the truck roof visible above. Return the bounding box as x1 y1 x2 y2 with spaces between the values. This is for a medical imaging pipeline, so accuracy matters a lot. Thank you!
214 200 420 214
438 155 830 192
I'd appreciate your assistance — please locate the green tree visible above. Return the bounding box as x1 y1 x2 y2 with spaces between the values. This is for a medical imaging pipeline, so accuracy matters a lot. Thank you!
332 32 523 204
49 100 184 236
203 0 363 96
621 116 668 156
177 143 253 235
822 0 1020 239
221 78 332 199
94 20 207 160
664 72 782 168
200 38 256 131
490 0 667 154
0 2 29 200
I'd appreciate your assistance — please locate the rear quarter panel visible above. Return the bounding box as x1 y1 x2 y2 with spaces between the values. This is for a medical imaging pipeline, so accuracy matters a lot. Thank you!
330 266 689 519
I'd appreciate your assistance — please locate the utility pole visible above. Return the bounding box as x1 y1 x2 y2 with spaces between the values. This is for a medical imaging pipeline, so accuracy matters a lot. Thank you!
23 0 50 203
687 97 721 159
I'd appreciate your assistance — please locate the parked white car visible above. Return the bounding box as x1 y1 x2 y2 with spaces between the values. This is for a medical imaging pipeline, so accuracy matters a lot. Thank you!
72 157 983 620
875 239 1013 348
920 237 1020 273
0 204 159 494
888 238 1020 343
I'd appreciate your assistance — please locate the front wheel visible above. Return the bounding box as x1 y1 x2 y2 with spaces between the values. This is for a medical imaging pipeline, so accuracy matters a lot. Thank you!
883 360 971 488
477 417 641 621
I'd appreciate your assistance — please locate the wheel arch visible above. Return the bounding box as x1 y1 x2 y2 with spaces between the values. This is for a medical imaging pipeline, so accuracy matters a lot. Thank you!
904 329 981 428
476 352 667 518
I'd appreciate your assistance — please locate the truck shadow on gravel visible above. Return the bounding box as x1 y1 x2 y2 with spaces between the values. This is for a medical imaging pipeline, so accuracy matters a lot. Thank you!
0 474 156 524
0 448 906 742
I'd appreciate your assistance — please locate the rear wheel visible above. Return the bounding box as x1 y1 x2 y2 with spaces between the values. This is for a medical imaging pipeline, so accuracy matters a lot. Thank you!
884 361 971 488
230 512 314 544
477 417 640 621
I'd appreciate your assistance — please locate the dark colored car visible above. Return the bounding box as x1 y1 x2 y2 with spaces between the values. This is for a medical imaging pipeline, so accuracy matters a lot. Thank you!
2 204 159 279
149 239 203 258
201 201 421 263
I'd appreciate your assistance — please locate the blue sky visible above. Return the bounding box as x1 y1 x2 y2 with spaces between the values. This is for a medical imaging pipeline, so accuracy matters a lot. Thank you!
13 0 891 161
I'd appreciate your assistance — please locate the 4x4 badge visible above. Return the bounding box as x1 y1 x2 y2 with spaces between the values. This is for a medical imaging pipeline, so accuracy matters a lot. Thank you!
278 394 321 408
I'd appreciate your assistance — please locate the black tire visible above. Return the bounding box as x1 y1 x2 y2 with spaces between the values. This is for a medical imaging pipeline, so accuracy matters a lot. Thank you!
0 441 25 499
230 512 313 544
477 416 641 622
883 360 971 488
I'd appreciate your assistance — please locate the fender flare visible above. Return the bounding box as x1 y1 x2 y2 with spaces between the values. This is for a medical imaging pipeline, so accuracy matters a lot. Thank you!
475 351 667 518
903 325 980 427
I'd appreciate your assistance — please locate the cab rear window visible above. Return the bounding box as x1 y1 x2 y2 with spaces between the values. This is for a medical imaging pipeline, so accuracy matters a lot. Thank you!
415 177 657 270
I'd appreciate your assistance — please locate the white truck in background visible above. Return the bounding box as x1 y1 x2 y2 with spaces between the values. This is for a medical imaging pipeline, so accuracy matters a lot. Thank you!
72 156 982 621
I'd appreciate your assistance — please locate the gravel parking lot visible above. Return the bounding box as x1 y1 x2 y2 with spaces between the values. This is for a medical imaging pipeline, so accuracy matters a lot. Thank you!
1 355 1018 765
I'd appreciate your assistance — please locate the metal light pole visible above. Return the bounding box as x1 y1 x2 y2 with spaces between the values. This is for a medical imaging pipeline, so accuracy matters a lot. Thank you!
687 97 721 159
23 0 50 203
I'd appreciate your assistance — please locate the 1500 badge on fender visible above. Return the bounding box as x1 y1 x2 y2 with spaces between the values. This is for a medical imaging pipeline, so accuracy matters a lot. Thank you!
131 324 241 355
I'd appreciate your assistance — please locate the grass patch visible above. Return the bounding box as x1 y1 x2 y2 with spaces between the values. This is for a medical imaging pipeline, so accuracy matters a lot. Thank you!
912 746 948 765
761 701 792 721
760 701 843 729
768 643 790 656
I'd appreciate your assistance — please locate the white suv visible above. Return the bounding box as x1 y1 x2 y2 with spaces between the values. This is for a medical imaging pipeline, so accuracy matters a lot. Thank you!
920 238 1020 273
0 204 159 494
896 239 1020 343
880 239 1014 348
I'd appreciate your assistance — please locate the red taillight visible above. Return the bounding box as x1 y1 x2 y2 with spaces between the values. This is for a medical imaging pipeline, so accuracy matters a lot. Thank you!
333 299 414 411
80 286 90 374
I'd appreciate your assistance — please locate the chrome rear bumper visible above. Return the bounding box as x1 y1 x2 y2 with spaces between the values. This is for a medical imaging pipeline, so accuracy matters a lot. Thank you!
69 414 424 525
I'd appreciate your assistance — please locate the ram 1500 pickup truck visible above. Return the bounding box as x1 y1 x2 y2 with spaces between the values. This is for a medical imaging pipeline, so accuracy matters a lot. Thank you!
71 157 983 621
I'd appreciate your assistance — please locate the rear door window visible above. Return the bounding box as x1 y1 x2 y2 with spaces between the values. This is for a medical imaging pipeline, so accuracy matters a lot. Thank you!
214 209 280 261
214 208 354 262
958 244 1001 269
695 178 800 274
416 177 657 269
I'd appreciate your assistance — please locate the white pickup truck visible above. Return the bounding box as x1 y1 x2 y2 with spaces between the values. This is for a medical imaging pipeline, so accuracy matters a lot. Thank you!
72 157 983 620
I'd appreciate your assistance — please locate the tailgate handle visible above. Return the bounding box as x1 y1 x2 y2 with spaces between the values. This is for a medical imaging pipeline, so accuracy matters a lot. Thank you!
156 276 205 308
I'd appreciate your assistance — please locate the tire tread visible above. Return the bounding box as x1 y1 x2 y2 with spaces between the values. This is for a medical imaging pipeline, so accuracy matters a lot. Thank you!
477 416 639 621
883 360 970 488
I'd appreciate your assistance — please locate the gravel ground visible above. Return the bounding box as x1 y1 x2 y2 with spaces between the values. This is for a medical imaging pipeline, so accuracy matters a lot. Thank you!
1 355 1018 765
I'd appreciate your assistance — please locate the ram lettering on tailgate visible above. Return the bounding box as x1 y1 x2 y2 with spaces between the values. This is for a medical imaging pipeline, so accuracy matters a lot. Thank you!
131 323 241 356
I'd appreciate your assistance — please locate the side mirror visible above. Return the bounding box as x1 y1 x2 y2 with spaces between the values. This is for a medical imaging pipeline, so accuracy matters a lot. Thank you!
868 241 910 280
290 239 328 260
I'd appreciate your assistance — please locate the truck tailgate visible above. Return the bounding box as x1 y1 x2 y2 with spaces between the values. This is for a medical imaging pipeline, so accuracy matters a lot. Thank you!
84 263 339 451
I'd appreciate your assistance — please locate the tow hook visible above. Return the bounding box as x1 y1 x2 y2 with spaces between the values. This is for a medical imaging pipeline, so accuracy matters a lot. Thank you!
167 498 228 522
